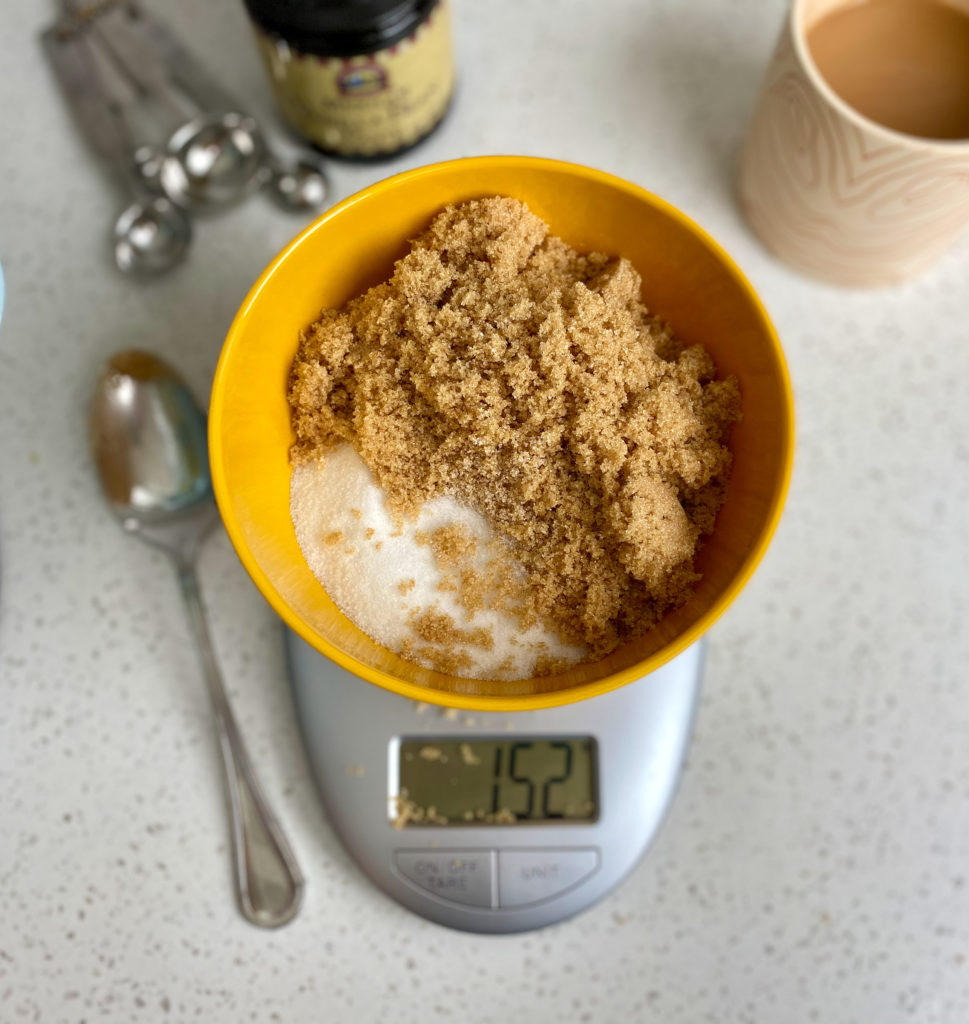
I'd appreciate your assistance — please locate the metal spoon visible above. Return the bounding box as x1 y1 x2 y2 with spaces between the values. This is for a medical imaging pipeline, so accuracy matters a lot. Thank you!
90 349 304 927
266 153 332 213
112 193 191 275
42 26 192 276
159 111 331 212
158 111 270 210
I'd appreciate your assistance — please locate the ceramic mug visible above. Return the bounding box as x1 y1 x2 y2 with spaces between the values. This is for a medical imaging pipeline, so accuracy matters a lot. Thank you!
738 0 969 287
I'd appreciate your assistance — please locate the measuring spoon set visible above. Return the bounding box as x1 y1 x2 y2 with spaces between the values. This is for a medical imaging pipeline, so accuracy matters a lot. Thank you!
42 1 331 276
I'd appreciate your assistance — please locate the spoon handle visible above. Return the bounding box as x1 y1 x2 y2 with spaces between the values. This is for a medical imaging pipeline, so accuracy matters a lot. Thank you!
40 27 141 196
176 562 304 928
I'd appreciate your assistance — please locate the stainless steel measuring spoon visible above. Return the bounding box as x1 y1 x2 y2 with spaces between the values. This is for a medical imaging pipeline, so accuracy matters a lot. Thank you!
42 26 192 276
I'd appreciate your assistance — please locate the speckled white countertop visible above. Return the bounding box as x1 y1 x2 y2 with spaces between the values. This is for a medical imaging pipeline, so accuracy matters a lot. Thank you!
3 0 969 1021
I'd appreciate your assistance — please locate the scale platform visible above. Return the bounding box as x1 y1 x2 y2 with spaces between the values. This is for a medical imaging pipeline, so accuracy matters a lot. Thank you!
287 631 703 934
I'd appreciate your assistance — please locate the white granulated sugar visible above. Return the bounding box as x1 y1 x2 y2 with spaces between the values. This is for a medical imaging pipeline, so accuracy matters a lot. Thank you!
290 444 586 680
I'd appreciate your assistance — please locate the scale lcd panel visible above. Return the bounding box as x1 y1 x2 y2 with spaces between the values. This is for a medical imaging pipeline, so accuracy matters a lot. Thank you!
394 737 598 826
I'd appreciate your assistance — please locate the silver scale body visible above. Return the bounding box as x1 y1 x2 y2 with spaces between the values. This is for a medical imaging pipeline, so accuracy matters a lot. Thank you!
287 631 704 933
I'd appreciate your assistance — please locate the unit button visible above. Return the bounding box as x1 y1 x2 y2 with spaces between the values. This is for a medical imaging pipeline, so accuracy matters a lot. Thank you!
498 849 599 907
394 850 495 908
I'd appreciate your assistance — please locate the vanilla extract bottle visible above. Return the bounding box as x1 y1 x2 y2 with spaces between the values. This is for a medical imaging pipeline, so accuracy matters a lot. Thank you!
242 0 455 160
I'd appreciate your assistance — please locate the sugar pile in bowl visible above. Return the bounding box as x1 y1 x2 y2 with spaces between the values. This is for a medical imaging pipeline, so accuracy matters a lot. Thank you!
286 197 740 680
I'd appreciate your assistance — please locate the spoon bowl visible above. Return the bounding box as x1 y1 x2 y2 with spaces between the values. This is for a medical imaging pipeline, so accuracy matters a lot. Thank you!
160 111 270 209
91 349 304 927
91 349 210 522
113 196 192 276
268 156 330 212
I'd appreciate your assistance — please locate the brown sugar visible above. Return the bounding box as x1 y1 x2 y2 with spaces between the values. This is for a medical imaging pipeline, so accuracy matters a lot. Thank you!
407 607 494 651
289 197 740 661
417 523 534 627
399 637 475 676
532 654 575 678
416 523 478 570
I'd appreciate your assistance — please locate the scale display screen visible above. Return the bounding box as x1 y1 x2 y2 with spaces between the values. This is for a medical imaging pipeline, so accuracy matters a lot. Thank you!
395 737 598 826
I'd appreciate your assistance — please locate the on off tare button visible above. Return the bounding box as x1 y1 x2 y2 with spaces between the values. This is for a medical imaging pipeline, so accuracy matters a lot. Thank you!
498 849 599 907
394 850 495 908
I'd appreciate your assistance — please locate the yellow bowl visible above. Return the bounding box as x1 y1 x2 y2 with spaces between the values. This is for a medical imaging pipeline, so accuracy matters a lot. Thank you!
210 156 793 712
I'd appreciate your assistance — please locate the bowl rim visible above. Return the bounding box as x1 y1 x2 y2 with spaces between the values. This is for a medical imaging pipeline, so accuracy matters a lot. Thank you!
210 154 794 711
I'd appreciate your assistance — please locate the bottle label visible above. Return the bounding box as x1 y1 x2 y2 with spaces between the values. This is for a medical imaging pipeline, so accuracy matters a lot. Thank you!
254 2 454 157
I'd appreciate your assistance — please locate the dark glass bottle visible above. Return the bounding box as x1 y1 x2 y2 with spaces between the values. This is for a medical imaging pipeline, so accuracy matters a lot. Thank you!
242 0 455 160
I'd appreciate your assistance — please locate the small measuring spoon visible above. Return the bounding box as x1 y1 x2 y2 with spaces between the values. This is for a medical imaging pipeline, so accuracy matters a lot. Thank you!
112 192 191 275
265 154 332 213
90 349 305 927
158 110 270 209
159 110 331 212
42 26 192 276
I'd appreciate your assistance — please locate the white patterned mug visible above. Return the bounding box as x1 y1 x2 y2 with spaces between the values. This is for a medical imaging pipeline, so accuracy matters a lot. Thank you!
738 0 969 286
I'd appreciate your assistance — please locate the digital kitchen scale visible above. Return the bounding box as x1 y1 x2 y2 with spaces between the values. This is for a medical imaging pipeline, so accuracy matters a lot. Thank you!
287 631 703 934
